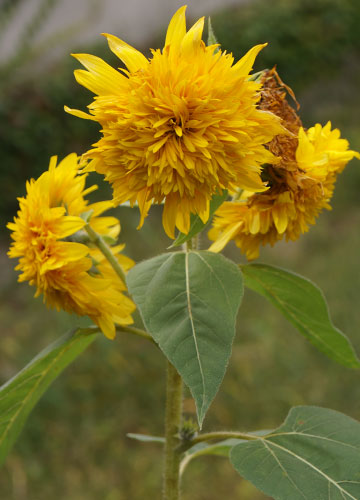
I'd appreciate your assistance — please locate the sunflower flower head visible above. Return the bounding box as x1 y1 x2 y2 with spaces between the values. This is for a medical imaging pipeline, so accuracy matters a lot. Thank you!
7 153 135 339
65 6 284 238
209 70 360 259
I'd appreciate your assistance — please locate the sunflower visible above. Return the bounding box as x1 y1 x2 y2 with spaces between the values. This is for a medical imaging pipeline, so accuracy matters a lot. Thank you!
65 6 284 238
7 153 135 339
208 70 360 259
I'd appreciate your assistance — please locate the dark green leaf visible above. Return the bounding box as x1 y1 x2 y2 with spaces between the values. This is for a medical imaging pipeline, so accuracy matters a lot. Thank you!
127 250 243 426
0 328 98 466
170 190 228 248
242 264 360 368
230 406 360 500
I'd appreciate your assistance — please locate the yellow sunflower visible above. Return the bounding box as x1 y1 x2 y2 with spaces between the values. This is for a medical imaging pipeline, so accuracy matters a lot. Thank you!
209 70 360 259
7 153 135 339
65 5 283 238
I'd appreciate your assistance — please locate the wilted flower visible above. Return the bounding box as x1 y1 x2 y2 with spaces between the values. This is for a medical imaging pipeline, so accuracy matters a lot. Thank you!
209 69 360 259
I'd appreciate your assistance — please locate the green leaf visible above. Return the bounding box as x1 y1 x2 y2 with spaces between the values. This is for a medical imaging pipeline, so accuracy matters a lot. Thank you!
0 327 98 466
230 406 360 500
127 433 165 444
242 264 360 368
170 190 228 248
127 250 243 426
207 17 219 47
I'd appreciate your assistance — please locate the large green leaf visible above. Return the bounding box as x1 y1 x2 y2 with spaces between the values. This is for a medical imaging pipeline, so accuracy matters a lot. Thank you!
170 190 228 248
0 327 98 466
127 250 243 426
242 264 360 368
230 406 360 500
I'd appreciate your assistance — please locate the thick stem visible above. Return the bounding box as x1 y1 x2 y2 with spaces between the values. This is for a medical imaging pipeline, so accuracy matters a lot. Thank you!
84 224 127 283
163 361 183 500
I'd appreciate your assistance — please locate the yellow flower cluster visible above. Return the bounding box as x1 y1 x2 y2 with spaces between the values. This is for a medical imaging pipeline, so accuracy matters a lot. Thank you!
8 5 360 329
66 6 283 238
8 154 135 338
209 70 359 259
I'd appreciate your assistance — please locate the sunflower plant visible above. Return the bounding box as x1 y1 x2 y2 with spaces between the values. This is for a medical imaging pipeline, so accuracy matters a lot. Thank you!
3 6 360 500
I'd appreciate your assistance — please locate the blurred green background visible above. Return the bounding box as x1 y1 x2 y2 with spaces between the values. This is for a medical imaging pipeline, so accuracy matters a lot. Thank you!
1 0 360 498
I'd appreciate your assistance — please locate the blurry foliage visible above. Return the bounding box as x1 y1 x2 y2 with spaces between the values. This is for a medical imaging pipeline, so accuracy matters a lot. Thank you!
0 58 99 225
0 0 102 226
1 0 360 498
211 0 360 92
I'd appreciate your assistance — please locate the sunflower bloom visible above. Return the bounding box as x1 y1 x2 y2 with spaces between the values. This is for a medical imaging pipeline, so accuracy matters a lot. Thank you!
65 6 284 238
209 70 360 259
7 154 135 339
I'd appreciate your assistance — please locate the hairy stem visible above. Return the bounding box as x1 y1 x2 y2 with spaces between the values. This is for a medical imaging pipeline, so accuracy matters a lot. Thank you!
84 224 127 283
163 361 183 500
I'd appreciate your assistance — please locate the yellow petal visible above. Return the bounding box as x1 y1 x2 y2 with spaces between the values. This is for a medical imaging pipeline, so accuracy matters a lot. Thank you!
233 43 267 77
162 196 177 238
164 5 187 49
56 152 79 170
208 221 243 253
58 242 90 261
272 206 288 234
48 155 58 171
91 216 119 232
88 200 114 216
236 171 268 192
103 34 148 73
64 105 98 121
249 212 260 234
96 314 116 339
72 53 128 94
136 189 152 229
181 17 205 53
175 208 190 235
56 216 86 238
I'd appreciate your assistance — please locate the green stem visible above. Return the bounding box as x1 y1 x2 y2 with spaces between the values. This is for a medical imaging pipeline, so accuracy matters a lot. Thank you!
86 324 155 344
163 361 183 500
180 430 258 452
116 325 156 345
84 224 126 283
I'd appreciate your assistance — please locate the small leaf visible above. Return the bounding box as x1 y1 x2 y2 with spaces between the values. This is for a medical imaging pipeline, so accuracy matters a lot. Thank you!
127 433 165 444
230 406 360 500
127 250 243 426
0 328 98 466
207 17 219 47
242 264 360 368
170 190 228 248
